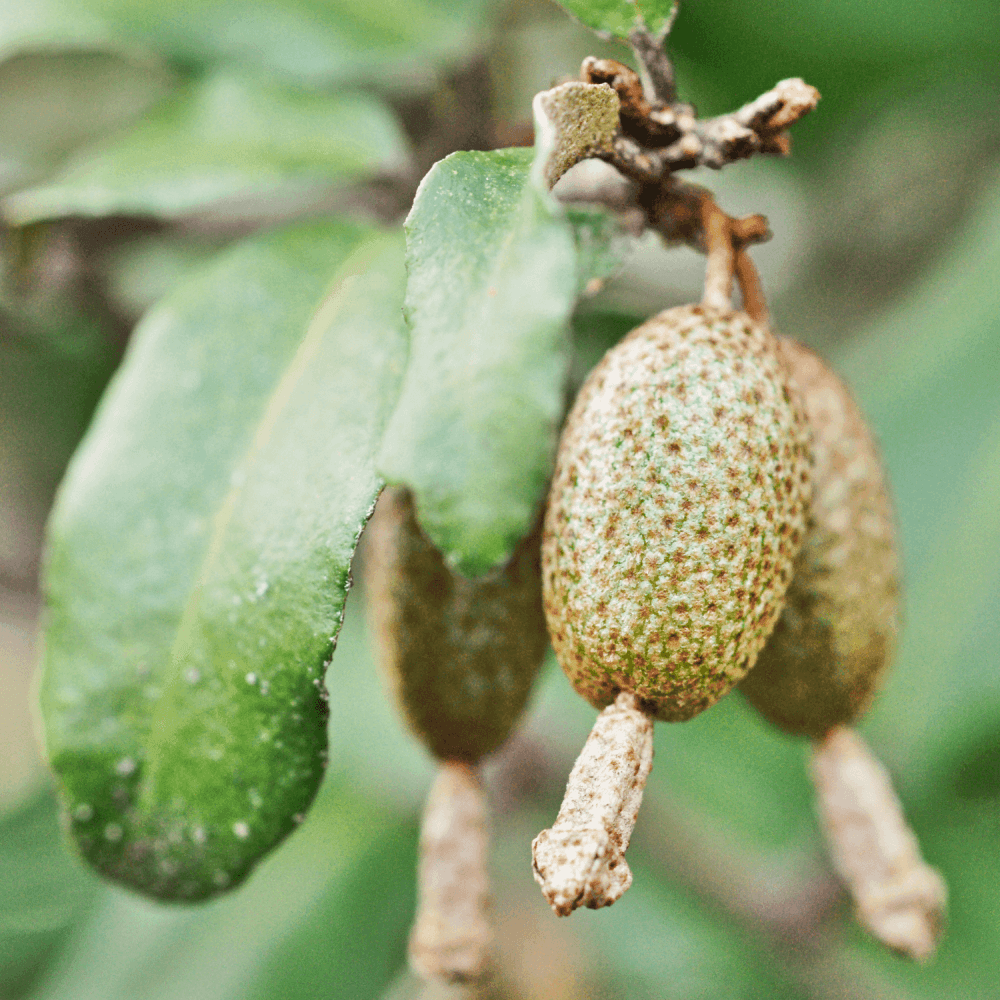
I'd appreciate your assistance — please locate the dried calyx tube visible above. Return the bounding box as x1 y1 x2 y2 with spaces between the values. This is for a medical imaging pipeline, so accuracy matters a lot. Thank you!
532 693 653 914
410 762 492 981
811 728 945 961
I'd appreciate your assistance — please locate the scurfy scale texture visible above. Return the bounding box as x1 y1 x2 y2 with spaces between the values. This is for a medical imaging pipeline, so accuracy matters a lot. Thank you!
543 305 812 722
364 487 547 762
740 339 901 738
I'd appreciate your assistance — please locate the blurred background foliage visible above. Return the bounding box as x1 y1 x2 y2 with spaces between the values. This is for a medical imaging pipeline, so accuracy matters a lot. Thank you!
1 0 999 996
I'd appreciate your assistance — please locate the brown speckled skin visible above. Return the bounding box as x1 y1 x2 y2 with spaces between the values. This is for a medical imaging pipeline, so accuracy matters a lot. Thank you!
364 487 548 762
739 339 900 738
544 305 812 722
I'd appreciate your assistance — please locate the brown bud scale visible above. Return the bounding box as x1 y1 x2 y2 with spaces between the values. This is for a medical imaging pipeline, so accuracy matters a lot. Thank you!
543 305 812 721
740 339 900 737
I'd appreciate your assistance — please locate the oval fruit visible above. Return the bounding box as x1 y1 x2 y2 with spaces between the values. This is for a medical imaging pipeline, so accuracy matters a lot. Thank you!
543 304 812 721
739 338 900 737
364 486 547 762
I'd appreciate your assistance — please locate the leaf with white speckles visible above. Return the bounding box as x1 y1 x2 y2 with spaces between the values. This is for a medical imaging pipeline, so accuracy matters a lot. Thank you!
39 222 409 900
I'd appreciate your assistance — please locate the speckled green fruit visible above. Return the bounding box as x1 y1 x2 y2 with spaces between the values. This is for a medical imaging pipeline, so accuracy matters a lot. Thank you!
739 339 900 738
364 487 548 762
543 304 812 722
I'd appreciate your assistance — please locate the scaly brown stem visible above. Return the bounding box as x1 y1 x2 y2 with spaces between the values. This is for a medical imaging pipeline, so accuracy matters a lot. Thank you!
410 762 493 983
532 692 654 915
810 727 947 961
595 73 819 177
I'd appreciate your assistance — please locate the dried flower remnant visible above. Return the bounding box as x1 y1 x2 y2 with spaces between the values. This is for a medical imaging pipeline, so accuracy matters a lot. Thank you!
532 693 653 914
410 762 493 982
812 728 946 961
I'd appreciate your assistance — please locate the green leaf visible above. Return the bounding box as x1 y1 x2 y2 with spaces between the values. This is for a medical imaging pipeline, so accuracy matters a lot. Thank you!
4 70 409 224
0 50 171 196
125 0 488 89
40 221 410 900
566 207 632 293
377 148 576 575
33 779 417 1000
379 146 631 576
555 0 679 42
0 789 98 996
0 0 488 90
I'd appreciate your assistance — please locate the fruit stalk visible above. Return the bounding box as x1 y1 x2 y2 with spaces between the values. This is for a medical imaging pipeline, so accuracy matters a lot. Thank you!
735 248 769 326
409 761 493 982
810 727 946 961
532 692 654 915
700 196 736 312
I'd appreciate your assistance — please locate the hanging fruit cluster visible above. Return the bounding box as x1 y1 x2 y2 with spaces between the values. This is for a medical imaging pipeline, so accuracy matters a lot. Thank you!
33 0 947 987
364 3 945 981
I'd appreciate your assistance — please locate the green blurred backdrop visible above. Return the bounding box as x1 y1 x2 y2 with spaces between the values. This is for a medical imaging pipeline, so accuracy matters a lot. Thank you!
2 0 999 997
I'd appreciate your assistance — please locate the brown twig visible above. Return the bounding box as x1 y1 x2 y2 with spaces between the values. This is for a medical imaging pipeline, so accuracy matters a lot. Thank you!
634 179 769 252
582 45 814 177
410 762 494 983
587 49 818 180
531 692 654 916
539 18 816 323
582 57 690 150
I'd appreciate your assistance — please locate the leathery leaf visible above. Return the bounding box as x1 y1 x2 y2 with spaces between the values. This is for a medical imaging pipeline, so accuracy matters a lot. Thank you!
40 222 409 900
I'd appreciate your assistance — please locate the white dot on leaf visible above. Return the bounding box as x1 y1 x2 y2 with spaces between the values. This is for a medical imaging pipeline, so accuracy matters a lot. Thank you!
115 757 136 777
